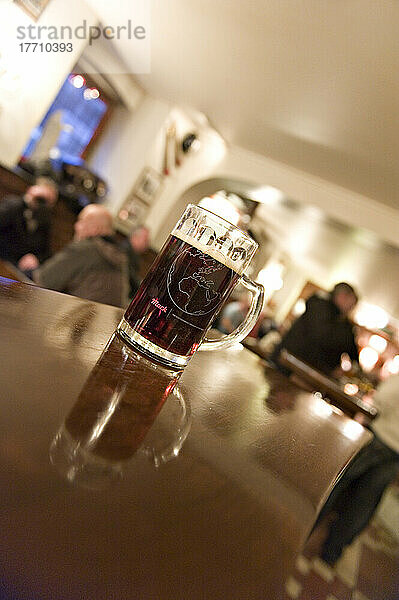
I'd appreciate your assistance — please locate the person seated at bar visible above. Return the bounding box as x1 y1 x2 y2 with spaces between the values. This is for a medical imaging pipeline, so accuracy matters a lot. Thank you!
271 282 359 376
318 373 399 566
218 294 279 343
0 178 58 271
218 293 250 334
33 204 129 307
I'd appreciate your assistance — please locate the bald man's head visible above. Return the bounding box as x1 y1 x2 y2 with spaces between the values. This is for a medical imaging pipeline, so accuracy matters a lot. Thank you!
74 205 114 241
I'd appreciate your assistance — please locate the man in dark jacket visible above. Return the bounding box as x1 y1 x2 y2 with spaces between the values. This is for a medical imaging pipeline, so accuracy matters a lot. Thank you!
271 282 359 376
0 179 58 270
33 204 129 307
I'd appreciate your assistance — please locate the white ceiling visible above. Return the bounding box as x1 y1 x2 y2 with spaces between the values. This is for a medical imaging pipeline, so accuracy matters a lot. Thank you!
92 0 399 211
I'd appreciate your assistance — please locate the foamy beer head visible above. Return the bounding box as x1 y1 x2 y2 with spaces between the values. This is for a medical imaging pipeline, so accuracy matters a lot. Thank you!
172 204 258 276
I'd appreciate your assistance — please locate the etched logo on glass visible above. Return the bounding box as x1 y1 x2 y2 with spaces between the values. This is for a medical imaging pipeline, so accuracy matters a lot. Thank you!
167 246 230 316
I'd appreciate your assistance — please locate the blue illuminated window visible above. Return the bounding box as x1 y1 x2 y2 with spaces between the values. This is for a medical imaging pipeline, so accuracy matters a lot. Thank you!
22 74 108 166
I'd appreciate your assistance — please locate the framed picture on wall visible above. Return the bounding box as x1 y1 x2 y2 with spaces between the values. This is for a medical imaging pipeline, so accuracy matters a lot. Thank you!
116 195 149 235
133 167 163 205
14 0 51 21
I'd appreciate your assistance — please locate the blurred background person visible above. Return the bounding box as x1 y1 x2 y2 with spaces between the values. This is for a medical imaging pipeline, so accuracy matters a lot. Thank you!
319 373 399 566
0 178 58 272
33 204 129 307
271 282 359 377
217 291 279 347
218 292 250 335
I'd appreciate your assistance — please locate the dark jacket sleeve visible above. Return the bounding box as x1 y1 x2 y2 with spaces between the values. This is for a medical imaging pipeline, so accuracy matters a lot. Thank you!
304 297 358 360
29 205 52 263
0 196 25 228
33 242 84 292
344 325 359 362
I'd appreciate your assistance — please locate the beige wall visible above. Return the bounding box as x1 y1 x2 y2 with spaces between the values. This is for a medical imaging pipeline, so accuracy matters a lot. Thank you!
88 96 170 210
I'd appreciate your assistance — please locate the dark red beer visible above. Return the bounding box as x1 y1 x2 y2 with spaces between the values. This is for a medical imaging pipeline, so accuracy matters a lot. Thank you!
123 234 240 358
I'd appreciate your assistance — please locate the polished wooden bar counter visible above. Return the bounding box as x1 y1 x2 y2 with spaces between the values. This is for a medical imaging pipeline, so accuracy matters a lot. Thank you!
0 279 372 600
0 259 32 283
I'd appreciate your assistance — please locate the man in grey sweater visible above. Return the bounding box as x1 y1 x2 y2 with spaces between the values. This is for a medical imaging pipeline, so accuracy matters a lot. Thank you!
34 205 129 308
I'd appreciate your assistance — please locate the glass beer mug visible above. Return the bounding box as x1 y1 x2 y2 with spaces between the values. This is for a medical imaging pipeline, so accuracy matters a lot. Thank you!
118 204 264 369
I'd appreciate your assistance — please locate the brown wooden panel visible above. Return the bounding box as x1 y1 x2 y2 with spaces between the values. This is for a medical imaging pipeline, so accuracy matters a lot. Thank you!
0 164 29 199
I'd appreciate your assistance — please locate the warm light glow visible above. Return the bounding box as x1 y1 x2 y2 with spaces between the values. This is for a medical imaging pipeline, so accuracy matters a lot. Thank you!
354 303 389 330
368 334 387 354
344 383 359 396
342 420 364 441
359 346 379 372
292 298 306 317
311 398 333 418
385 355 399 376
83 87 100 100
249 186 284 204
70 74 85 89
340 353 352 372
198 193 241 226
257 263 284 293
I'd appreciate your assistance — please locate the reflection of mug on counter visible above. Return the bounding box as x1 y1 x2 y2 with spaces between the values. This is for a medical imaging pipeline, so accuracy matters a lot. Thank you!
118 204 264 369
50 335 191 488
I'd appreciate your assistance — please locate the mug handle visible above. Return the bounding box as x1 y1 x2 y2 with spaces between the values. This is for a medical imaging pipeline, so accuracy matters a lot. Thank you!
200 275 265 351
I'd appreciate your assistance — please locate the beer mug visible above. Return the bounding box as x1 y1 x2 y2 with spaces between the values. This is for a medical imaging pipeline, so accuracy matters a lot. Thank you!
118 204 264 369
